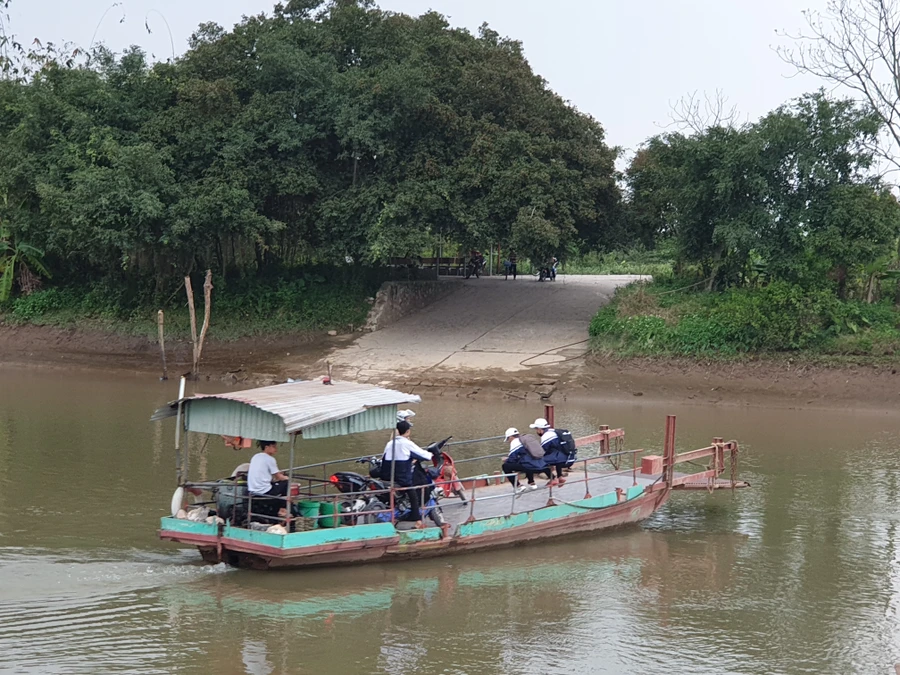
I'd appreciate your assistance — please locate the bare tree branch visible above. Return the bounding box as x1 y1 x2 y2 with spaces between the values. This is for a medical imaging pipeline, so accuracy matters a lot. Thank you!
777 0 900 172
663 89 740 134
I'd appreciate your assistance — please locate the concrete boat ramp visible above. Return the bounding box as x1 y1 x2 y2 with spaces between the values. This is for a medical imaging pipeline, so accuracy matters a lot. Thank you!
327 274 645 383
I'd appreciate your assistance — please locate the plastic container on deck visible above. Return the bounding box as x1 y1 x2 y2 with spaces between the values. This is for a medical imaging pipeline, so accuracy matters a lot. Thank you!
297 501 320 521
318 502 340 528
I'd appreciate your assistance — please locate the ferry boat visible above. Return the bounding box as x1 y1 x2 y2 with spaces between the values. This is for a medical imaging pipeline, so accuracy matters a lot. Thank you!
152 378 744 570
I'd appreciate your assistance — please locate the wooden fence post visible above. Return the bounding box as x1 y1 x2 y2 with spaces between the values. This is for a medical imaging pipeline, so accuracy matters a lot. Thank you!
185 275 197 376
195 270 213 375
184 271 213 378
157 309 167 380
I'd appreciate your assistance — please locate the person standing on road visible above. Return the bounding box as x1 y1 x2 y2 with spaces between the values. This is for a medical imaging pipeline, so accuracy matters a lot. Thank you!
507 250 518 280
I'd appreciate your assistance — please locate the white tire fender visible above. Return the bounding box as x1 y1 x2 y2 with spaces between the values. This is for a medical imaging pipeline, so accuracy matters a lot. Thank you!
170 487 185 517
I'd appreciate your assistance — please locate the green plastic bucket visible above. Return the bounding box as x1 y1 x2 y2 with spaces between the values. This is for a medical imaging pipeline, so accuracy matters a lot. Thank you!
297 501 320 520
319 502 340 528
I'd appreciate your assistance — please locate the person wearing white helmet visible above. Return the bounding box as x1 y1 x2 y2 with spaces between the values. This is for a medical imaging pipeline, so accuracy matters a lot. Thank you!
397 409 416 424
530 418 567 486
500 427 546 493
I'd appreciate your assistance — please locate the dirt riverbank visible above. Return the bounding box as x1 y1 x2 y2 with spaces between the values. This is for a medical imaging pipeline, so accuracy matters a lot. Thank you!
3 323 900 412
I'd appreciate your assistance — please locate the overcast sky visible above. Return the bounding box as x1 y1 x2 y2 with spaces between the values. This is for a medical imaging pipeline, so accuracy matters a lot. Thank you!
9 0 829 153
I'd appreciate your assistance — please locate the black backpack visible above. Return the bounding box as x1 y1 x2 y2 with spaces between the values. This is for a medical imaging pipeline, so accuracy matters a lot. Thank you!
555 429 577 458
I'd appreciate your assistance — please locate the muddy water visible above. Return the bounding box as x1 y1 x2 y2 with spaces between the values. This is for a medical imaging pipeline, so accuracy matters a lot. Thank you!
2 368 900 674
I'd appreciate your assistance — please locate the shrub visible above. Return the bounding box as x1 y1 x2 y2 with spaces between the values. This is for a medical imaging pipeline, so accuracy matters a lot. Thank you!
1 268 381 339
589 278 900 357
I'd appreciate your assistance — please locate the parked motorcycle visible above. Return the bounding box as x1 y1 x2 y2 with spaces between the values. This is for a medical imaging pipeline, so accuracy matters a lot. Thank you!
537 258 558 282
329 437 455 526
465 255 485 279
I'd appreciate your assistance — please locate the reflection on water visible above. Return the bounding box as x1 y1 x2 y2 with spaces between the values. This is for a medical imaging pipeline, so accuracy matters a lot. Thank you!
2 366 900 673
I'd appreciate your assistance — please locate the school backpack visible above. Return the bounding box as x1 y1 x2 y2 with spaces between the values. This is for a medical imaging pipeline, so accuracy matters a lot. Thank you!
520 434 545 459
555 429 578 459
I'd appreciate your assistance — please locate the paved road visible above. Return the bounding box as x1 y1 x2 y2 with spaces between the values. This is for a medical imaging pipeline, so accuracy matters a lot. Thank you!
328 274 645 379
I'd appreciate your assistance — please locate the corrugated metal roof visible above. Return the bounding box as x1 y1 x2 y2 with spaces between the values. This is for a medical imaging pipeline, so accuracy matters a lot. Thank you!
151 378 420 439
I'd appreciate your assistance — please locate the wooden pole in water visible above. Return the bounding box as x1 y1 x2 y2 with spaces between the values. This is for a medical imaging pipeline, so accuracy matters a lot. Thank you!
157 309 168 381
185 270 213 379
185 275 198 378
544 403 555 428
664 415 677 488
195 270 214 377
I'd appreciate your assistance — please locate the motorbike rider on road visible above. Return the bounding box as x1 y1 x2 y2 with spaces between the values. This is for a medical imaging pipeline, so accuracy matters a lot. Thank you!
380 420 433 526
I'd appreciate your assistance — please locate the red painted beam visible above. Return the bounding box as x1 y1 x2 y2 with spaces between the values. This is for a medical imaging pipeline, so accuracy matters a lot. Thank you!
673 446 716 463
671 469 718 487
574 429 625 447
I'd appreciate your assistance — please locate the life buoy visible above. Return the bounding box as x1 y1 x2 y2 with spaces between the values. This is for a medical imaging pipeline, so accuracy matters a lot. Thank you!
170 487 185 517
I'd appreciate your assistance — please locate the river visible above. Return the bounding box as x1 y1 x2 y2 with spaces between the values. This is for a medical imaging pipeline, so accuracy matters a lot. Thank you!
1 366 900 674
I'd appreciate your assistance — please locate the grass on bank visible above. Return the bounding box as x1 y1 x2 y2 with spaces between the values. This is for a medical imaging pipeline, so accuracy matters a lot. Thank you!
590 276 900 359
561 247 674 277
0 272 381 341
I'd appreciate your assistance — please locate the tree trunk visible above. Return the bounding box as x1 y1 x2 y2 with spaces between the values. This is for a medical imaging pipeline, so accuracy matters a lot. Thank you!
705 246 725 292
836 266 848 300
255 242 265 276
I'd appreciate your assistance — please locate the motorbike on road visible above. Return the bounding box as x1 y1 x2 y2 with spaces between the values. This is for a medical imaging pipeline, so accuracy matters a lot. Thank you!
536 258 559 282
465 255 486 279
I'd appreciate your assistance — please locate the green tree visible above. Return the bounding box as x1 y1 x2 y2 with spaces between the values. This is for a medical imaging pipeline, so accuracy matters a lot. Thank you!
626 91 898 294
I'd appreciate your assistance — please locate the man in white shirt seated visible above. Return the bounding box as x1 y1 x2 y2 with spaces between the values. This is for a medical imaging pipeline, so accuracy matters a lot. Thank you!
379 421 433 525
248 440 290 498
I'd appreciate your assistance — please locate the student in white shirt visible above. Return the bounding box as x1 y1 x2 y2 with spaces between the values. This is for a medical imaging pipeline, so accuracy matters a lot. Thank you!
501 427 547 492
379 421 433 524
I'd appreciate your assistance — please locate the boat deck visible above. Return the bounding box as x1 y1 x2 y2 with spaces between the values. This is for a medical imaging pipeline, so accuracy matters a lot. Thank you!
431 471 660 530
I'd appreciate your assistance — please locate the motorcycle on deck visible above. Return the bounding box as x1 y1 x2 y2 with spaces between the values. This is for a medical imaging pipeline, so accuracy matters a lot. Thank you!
329 437 455 526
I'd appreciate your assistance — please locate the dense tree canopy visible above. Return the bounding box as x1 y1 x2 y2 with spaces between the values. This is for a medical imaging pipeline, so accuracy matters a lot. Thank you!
625 91 900 296
0 0 620 296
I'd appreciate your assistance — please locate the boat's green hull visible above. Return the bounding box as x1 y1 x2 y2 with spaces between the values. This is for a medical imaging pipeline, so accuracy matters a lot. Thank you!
160 484 664 570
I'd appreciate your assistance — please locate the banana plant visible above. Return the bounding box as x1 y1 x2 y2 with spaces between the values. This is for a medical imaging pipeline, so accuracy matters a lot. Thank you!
0 223 50 302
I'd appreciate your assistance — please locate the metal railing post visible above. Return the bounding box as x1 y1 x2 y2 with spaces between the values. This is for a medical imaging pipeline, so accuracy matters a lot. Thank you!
465 480 478 523
633 450 638 486
582 457 592 499
286 435 296 532
174 376 186 485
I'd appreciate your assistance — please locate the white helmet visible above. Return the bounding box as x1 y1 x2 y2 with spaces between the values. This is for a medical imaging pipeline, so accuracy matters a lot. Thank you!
397 409 416 423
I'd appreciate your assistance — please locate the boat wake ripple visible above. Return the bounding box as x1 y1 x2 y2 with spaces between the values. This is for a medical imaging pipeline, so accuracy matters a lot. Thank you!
0 548 231 674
